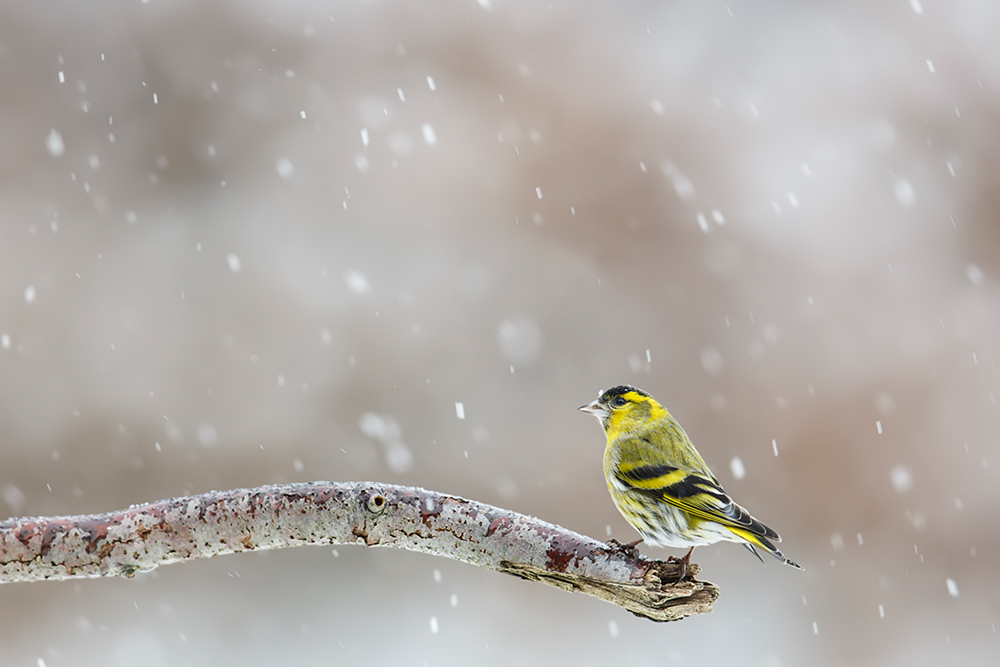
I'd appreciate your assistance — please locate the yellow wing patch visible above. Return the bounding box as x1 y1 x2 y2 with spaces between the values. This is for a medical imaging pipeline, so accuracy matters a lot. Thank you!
617 463 687 490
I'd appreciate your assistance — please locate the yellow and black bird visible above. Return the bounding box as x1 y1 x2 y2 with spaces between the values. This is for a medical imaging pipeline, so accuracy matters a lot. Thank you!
580 385 801 577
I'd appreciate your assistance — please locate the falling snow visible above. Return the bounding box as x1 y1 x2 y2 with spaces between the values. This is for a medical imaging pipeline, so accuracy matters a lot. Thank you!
2 484 26 512
892 177 915 207
661 161 695 200
344 270 371 294
276 158 295 180
890 465 913 493
699 346 724 374
498 318 543 366
5 5 998 665
196 424 218 447
46 129 64 156
359 412 413 473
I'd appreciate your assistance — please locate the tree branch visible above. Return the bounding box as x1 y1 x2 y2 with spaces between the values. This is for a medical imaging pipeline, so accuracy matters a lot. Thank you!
0 481 718 622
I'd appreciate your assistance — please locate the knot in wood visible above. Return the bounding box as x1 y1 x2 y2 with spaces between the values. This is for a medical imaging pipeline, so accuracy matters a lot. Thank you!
365 493 387 515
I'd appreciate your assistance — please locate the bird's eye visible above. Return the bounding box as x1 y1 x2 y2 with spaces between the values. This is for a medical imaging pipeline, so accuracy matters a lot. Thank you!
611 396 627 407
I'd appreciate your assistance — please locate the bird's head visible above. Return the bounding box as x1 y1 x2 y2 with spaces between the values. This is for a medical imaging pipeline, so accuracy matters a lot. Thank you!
578 385 663 435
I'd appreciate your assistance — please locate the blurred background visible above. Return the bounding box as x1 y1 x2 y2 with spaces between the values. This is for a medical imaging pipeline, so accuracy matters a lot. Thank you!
1 0 998 665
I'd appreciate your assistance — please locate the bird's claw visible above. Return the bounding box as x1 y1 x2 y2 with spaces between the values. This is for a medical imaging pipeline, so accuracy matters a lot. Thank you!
604 537 643 560
667 547 695 582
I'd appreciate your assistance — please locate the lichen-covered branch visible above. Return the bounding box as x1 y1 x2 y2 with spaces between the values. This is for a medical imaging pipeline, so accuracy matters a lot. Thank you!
0 481 718 622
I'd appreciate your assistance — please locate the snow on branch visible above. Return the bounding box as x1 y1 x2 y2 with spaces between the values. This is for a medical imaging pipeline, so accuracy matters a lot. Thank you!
0 481 718 622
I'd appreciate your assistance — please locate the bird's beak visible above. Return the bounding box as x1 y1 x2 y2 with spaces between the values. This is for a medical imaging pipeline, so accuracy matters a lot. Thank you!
578 399 609 419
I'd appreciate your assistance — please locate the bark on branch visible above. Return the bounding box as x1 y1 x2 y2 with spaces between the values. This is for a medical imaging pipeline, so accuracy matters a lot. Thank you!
0 481 718 622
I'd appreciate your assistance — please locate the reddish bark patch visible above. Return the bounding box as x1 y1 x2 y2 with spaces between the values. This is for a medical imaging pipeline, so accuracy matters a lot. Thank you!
546 546 574 573
40 523 63 556
394 490 423 512
312 486 339 505
75 518 113 554
420 500 442 527
540 530 593 573
16 523 39 547
281 488 310 504
143 506 166 522
486 516 510 537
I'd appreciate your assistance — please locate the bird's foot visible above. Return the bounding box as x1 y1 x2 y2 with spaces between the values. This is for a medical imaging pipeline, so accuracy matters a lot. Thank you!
666 547 695 582
605 538 643 560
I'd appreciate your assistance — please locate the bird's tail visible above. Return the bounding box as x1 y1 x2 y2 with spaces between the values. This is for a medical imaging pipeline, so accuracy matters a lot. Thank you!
730 527 803 569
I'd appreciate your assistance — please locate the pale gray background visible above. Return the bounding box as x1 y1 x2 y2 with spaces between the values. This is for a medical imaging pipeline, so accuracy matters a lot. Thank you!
1 0 998 665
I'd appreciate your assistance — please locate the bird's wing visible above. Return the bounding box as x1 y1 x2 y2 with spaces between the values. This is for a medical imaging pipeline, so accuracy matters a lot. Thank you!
615 463 780 541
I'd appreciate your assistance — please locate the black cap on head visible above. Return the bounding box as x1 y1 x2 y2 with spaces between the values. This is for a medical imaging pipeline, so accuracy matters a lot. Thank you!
601 385 650 402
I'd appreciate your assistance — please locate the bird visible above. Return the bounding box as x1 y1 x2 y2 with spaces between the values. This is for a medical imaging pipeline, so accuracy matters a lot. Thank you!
579 384 801 578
